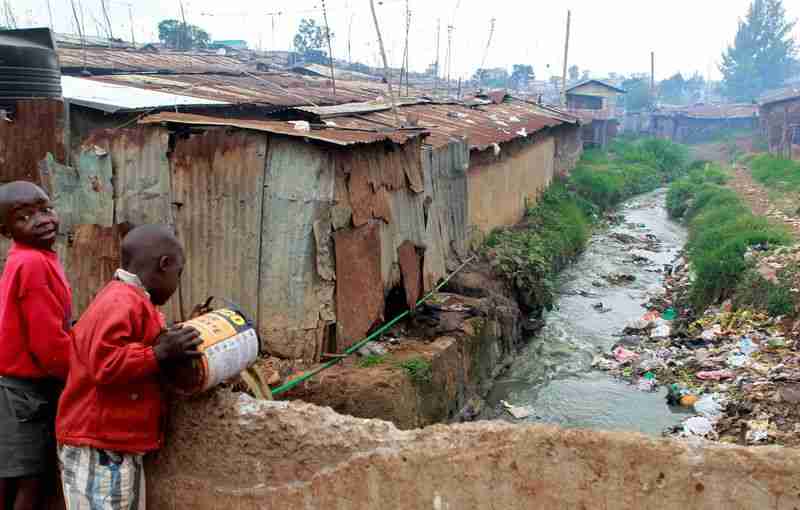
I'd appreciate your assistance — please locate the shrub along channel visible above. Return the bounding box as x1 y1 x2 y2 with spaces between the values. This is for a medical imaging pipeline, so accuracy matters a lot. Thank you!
666 162 794 314
486 138 690 316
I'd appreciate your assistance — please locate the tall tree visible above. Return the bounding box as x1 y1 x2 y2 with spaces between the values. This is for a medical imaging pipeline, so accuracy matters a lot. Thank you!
659 72 687 104
510 64 534 90
294 18 331 56
568 64 579 82
158 19 210 49
720 0 798 101
622 76 652 111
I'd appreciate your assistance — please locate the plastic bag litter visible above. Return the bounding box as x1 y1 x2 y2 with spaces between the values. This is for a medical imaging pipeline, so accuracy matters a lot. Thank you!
625 319 654 332
700 325 722 341
726 354 748 368
694 394 723 420
501 400 533 419
696 370 735 381
683 416 714 437
652 324 671 340
746 420 771 444
613 346 640 363
739 337 759 355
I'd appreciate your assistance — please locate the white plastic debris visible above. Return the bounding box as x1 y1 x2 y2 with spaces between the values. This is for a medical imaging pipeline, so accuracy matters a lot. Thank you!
683 416 714 437
501 400 533 419
651 324 671 340
694 394 723 420
516 128 528 137
289 120 311 132
492 143 501 156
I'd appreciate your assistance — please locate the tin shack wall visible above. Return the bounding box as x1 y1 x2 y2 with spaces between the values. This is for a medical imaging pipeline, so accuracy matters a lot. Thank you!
0 99 66 185
171 128 267 324
761 98 800 159
467 132 556 237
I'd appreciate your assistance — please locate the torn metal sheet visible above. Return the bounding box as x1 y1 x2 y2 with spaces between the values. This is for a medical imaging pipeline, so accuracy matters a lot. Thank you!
105 126 173 226
398 241 423 310
259 136 336 359
59 224 122 315
172 129 267 323
313 217 335 282
45 151 113 233
334 222 384 351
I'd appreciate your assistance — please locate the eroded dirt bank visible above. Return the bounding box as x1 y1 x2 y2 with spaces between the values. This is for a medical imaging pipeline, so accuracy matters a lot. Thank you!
147 391 800 510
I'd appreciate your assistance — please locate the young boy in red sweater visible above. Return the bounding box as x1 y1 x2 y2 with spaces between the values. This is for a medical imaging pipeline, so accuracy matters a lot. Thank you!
56 225 201 510
0 181 72 510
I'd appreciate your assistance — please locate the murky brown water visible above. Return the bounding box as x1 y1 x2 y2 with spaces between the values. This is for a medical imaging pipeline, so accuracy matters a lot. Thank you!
487 189 691 435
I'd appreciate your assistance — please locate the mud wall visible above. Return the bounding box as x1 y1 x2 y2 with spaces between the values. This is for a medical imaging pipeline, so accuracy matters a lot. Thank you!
467 134 555 236
147 391 800 510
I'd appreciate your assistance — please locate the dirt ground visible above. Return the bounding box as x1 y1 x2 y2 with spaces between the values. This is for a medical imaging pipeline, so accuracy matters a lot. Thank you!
727 165 800 239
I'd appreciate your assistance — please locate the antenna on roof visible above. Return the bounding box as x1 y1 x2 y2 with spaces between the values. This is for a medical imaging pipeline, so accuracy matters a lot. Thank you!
128 3 136 46
321 0 336 97
433 18 441 98
46 0 54 30
100 0 114 41
478 17 496 89
445 24 453 98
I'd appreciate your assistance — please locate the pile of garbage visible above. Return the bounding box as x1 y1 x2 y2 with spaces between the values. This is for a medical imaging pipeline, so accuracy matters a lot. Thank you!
748 244 800 295
593 255 800 446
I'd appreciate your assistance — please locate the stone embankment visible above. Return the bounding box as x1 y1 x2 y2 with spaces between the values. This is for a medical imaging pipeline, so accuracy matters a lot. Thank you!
147 391 800 509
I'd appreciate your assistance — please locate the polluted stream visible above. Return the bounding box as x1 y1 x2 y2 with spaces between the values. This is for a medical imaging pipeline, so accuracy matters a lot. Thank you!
486 189 689 435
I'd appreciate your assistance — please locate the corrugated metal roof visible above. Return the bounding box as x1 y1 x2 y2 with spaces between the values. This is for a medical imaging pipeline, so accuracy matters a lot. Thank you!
87 73 391 107
332 99 567 150
138 112 425 146
566 79 626 94
295 98 428 118
653 103 758 119
759 86 800 106
61 76 228 113
58 46 248 74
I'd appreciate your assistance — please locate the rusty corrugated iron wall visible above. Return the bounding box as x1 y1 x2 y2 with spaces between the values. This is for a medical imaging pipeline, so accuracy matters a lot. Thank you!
172 129 267 324
258 136 335 360
0 99 66 184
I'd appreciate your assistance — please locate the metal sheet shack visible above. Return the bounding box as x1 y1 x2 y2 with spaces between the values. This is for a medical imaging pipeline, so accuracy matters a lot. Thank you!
759 87 800 160
5 66 580 362
320 95 581 237
650 103 759 144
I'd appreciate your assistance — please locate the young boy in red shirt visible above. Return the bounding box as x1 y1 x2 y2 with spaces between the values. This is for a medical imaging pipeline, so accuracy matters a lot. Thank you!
0 181 72 510
56 225 201 510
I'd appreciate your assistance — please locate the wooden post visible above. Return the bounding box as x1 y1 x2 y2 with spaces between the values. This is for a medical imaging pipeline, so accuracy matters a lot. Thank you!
651 52 656 99
369 0 400 127
561 10 571 106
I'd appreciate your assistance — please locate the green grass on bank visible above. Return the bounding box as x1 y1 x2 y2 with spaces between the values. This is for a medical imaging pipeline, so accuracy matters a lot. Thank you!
748 154 800 193
667 163 793 313
486 138 690 314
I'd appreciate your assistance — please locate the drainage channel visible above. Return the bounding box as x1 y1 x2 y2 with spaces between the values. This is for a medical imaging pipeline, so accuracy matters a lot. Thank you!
486 188 690 435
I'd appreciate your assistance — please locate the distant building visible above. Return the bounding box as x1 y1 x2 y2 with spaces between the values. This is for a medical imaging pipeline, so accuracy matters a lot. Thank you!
565 79 626 148
759 86 800 160
210 40 248 50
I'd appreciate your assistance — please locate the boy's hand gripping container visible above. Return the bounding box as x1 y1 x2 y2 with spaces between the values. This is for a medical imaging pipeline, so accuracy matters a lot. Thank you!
166 305 260 396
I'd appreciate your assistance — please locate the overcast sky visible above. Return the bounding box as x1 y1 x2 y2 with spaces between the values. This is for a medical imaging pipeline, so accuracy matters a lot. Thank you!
11 0 800 81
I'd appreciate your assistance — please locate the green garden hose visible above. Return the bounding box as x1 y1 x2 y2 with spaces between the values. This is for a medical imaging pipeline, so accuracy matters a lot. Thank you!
271 256 476 397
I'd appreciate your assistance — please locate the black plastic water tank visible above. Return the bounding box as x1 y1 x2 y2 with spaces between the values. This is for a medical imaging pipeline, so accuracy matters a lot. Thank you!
0 28 62 99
